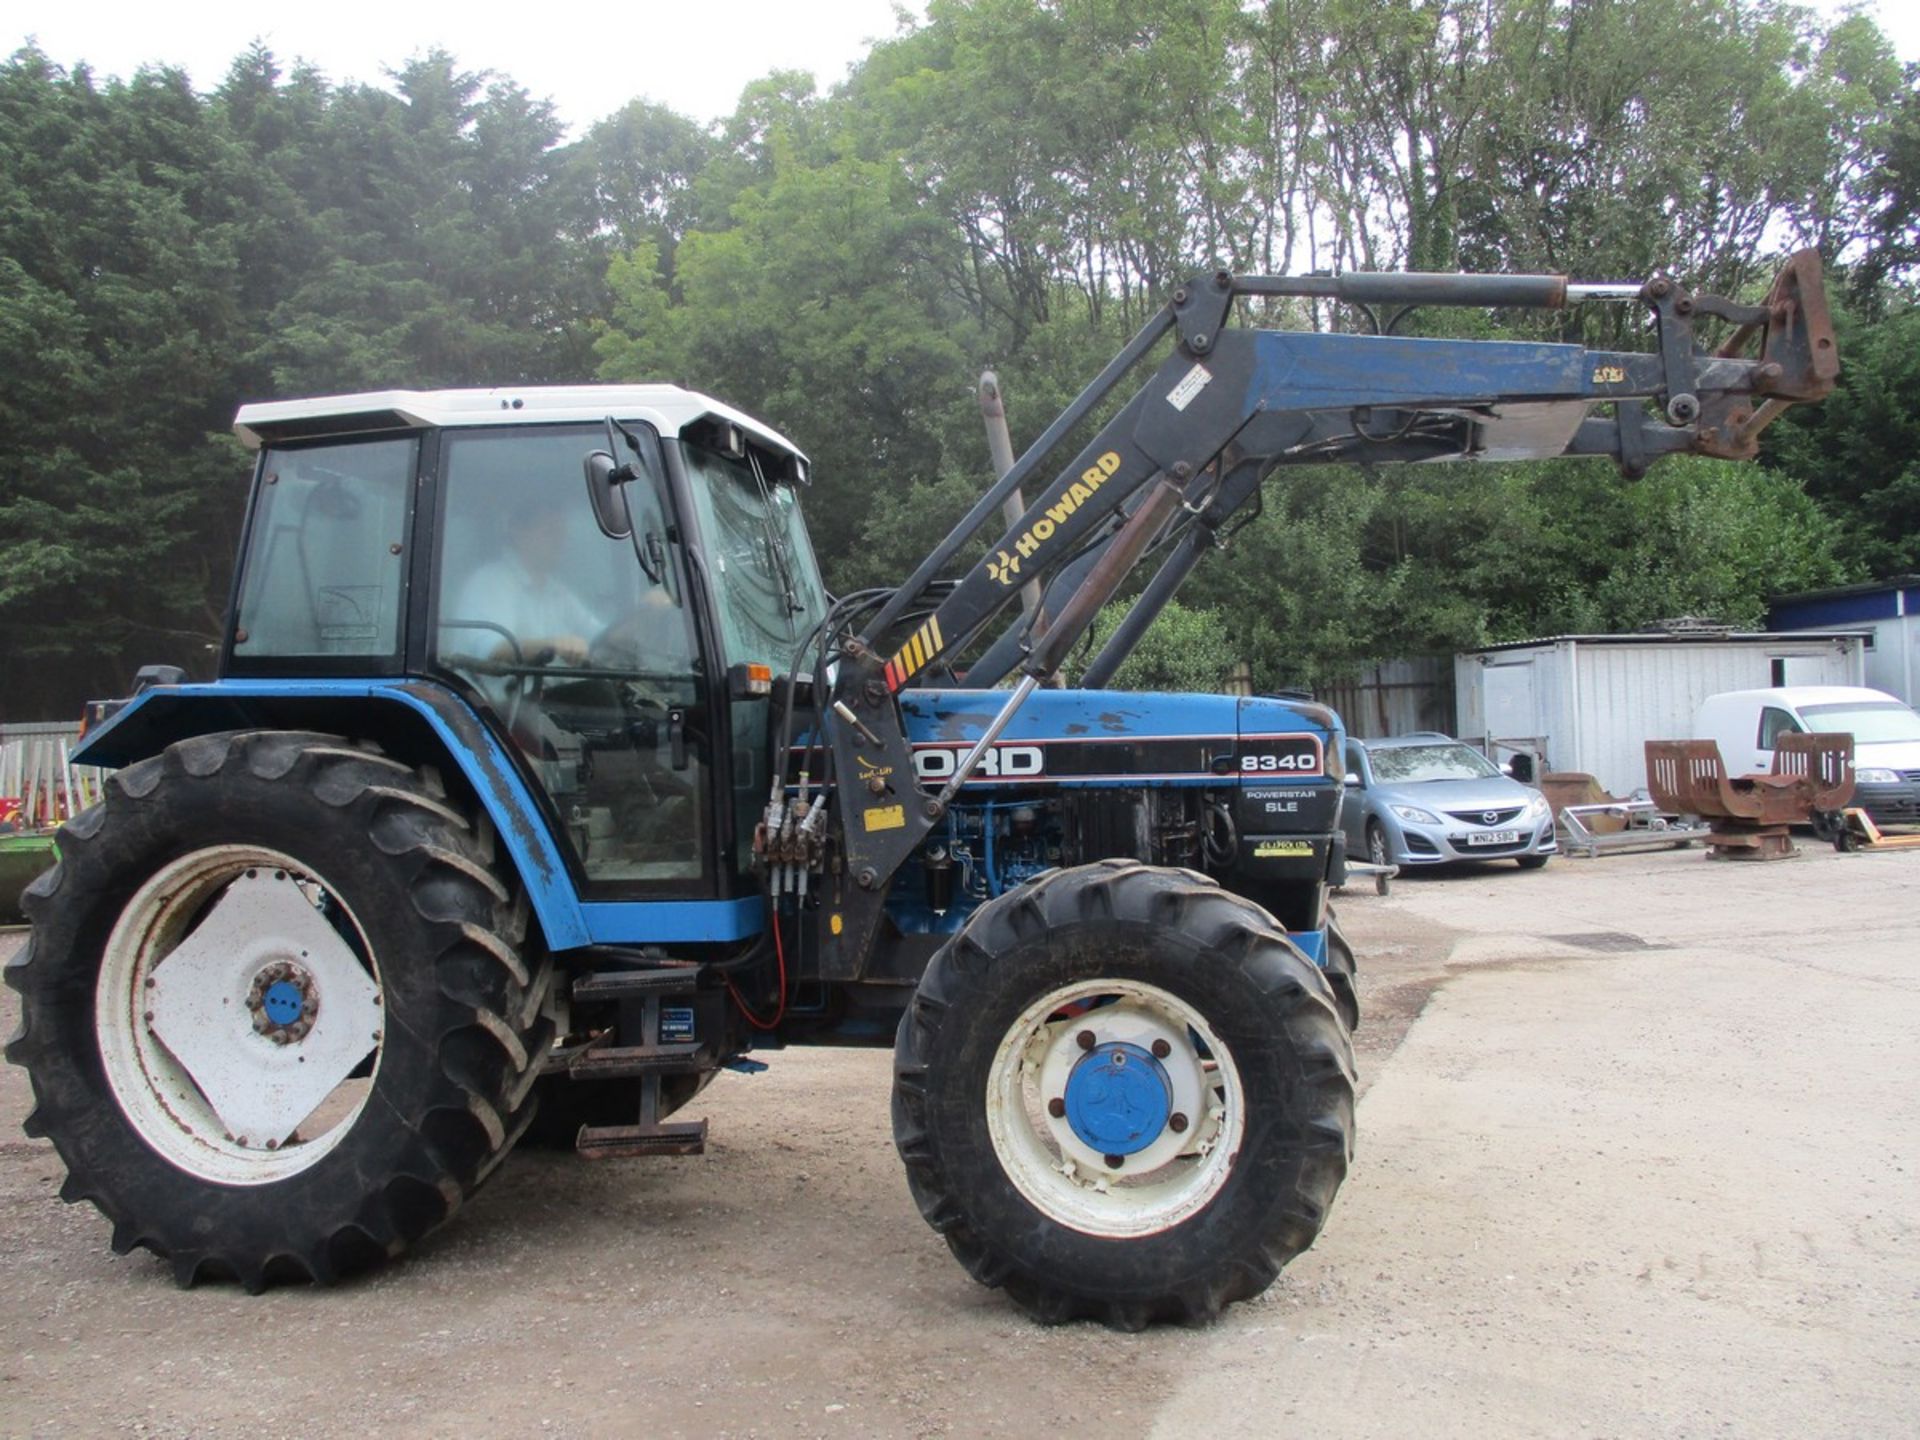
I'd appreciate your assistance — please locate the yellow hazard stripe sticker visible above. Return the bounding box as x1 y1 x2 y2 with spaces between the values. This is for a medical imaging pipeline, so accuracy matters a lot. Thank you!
886 618 946 691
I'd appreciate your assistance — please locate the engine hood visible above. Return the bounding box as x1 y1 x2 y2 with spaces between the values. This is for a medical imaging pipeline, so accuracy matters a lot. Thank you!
1374 776 1540 812
894 688 1340 790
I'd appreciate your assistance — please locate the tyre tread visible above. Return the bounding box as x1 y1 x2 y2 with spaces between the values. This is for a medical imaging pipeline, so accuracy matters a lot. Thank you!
892 859 1355 1330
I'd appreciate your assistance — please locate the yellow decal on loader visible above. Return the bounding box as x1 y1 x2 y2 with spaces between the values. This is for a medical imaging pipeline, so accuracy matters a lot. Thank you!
989 450 1123 587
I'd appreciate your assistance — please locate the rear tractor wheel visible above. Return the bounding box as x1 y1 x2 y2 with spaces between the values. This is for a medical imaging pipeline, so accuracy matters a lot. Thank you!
5 730 552 1289
892 860 1355 1328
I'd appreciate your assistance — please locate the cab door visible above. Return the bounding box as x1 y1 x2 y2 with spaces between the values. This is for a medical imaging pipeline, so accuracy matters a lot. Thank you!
430 423 718 896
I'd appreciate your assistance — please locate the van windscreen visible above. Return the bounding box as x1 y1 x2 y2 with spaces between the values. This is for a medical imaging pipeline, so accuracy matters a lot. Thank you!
1798 702 1920 744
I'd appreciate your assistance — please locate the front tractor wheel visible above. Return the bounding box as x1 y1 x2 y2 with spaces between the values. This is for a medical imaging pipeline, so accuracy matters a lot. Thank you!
5 731 553 1289
892 860 1355 1328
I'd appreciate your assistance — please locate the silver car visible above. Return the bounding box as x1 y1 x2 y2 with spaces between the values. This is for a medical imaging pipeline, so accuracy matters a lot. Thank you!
1340 733 1556 869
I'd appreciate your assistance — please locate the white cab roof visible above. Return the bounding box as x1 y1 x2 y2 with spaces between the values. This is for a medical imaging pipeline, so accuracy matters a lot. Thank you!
232 384 806 462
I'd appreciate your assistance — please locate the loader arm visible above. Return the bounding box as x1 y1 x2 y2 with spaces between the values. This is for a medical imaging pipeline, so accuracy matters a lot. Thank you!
816 252 1835 975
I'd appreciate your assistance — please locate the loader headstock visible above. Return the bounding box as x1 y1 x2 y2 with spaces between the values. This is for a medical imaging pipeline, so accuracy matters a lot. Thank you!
1683 248 1839 460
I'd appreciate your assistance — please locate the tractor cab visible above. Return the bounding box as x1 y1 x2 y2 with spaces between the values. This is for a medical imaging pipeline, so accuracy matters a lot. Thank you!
225 387 828 900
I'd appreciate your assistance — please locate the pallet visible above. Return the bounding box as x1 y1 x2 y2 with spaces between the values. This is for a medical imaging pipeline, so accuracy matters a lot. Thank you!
1834 808 1920 852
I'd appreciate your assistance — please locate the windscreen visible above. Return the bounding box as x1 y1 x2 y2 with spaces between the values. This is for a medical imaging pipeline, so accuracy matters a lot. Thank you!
1798 701 1920 744
1368 743 1501 783
680 442 828 674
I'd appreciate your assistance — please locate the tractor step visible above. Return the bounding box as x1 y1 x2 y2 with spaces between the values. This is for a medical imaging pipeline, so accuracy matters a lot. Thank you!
576 1117 708 1159
558 966 716 1158
568 1042 712 1079
571 965 706 1002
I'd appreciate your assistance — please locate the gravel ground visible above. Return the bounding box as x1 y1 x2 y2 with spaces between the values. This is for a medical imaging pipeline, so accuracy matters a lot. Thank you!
1 841 1914 1437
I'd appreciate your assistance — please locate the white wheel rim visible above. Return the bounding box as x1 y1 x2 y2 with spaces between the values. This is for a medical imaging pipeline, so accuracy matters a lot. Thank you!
95 846 385 1186
985 978 1244 1238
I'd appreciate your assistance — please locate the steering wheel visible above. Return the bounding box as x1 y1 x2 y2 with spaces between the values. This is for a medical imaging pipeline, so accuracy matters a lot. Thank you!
437 618 546 730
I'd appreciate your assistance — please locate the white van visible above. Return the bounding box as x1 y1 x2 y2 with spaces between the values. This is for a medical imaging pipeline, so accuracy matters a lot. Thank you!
1694 686 1920 824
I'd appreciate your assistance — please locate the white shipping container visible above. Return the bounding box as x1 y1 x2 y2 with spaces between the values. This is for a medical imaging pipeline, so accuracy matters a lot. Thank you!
1454 632 1865 796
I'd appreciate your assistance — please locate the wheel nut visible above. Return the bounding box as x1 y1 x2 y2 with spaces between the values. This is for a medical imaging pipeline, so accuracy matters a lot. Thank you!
1169 1112 1189 1134
1151 1038 1171 1059
1104 1154 1125 1169
1076 1030 1096 1051
1047 1097 1066 1119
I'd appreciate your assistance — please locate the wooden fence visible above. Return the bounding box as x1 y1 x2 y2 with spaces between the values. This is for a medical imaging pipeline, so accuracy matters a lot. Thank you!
1318 657 1454 740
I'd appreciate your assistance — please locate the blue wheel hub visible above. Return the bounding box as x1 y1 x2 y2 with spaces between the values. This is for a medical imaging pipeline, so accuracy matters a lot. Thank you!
261 979 306 1027
1063 1041 1172 1156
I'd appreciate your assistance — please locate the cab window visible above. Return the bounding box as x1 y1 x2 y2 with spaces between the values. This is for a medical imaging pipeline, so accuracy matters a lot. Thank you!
233 437 416 660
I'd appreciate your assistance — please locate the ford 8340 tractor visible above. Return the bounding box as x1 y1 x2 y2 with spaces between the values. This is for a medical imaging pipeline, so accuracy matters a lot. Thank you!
8 255 1835 1326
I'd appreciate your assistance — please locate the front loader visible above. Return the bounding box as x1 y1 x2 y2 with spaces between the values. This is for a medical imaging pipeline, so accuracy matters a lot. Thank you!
7 253 1834 1325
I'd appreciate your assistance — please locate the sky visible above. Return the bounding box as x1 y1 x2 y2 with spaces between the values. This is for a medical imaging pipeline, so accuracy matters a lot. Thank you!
10 0 925 135
8 0 1917 140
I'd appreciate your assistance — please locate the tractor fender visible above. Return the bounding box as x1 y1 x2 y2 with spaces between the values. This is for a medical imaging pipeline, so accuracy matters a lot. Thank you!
71 678 591 947
68 678 765 951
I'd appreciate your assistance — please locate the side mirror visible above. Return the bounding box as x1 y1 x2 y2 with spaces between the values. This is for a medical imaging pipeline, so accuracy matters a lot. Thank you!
583 450 634 541
1344 772 1361 787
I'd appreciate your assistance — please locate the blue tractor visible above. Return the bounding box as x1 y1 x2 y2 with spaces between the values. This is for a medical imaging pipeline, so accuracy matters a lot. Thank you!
8 256 1834 1325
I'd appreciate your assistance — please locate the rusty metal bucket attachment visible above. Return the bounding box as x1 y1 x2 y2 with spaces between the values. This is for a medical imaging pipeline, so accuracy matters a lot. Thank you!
1771 731 1855 812
1721 249 1840 402
1645 739 1820 860
1693 249 1839 461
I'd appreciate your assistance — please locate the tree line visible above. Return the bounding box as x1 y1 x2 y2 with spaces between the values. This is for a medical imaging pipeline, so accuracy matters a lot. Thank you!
3 0 1916 715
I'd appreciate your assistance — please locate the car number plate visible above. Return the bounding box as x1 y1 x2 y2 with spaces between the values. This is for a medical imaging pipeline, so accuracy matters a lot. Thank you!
1466 829 1521 846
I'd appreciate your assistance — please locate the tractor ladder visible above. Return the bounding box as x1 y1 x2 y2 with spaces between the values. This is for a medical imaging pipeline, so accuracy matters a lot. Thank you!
553 965 712 1157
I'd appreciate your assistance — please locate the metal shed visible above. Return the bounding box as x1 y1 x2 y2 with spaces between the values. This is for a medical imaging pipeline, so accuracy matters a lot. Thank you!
1454 630 1866 796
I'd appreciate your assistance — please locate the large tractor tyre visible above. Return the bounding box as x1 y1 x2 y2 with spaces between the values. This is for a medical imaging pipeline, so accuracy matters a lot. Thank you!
892 859 1355 1329
1324 905 1360 1034
4 730 554 1290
